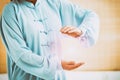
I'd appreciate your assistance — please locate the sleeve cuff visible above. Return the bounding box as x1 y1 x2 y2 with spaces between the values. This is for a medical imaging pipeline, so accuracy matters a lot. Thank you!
78 24 87 37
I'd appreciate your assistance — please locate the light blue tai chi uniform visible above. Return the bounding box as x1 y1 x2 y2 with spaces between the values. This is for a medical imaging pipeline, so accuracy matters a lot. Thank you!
0 0 99 80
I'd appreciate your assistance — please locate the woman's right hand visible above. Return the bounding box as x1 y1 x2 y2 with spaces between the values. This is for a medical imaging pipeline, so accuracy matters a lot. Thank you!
61 61 84 70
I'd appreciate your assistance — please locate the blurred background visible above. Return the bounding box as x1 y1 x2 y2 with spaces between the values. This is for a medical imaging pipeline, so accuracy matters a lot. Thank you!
0 0 120 80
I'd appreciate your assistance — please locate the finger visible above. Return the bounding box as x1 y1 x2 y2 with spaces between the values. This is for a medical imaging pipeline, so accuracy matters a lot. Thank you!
63 27 75 33
68 31 82 38
67 33 79 38
61 27 74 33
67 33 76 37
66 65 77 70
67 62 84 70
60 26 69 33
67 28 77 34
67 61 75 65
75 62 85 67
61 27 71 33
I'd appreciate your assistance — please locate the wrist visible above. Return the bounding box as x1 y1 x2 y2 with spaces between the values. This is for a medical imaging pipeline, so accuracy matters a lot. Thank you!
77 29 83 37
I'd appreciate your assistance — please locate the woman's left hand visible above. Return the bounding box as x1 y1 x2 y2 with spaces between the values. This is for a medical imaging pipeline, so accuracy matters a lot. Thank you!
60 26 83 38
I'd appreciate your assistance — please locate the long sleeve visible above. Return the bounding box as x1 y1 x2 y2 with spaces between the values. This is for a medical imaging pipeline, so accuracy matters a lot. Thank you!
59 0 99 47
1 3 60 80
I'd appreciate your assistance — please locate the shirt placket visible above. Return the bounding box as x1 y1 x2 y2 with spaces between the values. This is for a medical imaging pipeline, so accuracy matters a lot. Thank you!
33 5 52 47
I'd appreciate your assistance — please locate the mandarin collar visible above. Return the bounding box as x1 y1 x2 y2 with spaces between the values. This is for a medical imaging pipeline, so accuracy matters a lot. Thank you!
23 0 43 8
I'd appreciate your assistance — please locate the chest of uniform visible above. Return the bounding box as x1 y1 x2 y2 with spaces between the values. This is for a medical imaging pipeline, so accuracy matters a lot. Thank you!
21 5 61 32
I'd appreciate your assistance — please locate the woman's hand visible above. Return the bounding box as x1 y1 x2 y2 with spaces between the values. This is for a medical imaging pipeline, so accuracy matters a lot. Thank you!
60 26 83 38
61 61 84 70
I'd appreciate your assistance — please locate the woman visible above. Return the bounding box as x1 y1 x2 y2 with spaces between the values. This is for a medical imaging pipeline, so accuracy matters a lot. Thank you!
0 0 99 80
